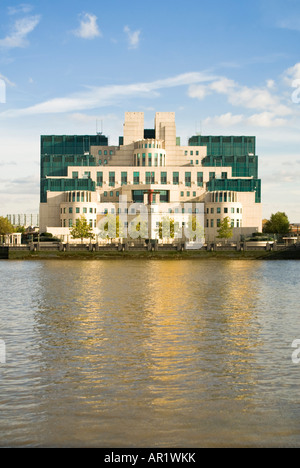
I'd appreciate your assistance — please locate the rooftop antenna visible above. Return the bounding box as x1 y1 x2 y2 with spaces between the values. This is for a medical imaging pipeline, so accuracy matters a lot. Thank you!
96 119 103 135
196 120 202 136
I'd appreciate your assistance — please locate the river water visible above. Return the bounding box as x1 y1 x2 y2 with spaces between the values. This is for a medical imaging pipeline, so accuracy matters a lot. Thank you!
0 259 299 447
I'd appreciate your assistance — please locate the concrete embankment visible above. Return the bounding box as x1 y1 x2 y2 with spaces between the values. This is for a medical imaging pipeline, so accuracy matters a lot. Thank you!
5 248 300 260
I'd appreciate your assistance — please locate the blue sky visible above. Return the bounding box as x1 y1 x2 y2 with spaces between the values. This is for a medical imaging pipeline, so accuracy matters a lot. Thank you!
0 0 300 222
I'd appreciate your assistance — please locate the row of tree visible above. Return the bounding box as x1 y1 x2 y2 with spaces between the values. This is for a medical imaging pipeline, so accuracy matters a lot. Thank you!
0 211 292 242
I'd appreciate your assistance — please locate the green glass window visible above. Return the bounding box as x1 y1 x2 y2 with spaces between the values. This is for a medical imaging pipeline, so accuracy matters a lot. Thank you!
121 172 127 185
97 171 103 187
133 172 140 185
72 171 78 179
161 172 167 184
197 172 203 187
109 172 115 187
185 172 191 187
173 172 179 185
146 172 155 184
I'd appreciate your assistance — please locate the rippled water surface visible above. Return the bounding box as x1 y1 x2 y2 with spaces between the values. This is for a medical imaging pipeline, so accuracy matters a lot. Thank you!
0 259 300 447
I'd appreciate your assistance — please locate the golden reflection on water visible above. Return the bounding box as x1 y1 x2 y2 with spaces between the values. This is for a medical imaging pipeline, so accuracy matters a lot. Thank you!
1 259 300 447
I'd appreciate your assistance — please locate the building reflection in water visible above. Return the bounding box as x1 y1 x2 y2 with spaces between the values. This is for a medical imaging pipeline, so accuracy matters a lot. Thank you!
32 259 264 446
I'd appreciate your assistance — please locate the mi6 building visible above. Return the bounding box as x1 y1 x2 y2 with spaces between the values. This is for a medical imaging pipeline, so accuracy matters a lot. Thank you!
39 111 262 243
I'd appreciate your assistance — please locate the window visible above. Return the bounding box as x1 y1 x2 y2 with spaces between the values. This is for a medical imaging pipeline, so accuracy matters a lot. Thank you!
161 172 167 184
76 208 80 214
222 172 228 179
133 172 140 184
211 208 214 214
197 172 203 187
110 150 113 156
110 191 113 197
98 150 102 156
196 160 199 165
103 192 107 197
210 219 214 228
99 159 102 165
97 172 103 187
146 172 155 184
154 154 158 167
231 220 234 228
84 171 91 179
69 219 73 228
187 191 190 197
185 172 191 187
83 207 87 214
231 207 235 213
148 154 152 166
109 172 115 187
104 150 107 155
90 208 93 213
209 172 215 181
72 171 78 179
224 208 228 214
116 191 119 197
69 207 73 214
217 219 221 227
190 151 193 156
142 154 146 166
193 191 196 197
181 191 184 197
121 172 127 185
217 207 221 214
173 172 179 185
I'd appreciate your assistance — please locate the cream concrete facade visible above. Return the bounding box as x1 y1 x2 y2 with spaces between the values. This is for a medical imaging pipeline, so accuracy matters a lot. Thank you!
40 112 262 244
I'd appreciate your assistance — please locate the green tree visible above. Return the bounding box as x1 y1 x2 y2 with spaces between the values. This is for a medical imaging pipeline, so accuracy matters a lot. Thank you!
217 216 233 243
70 215 95 243
100 214 124 240
158 217 180 240
185 215 205 241
263 212 290 235
0 217 14 236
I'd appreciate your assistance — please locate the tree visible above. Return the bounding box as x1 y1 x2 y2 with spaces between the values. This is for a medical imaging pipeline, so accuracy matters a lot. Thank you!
185 215 205 241
0 217 14 236
100 214 124 240
158 217 180 240
263 212 290 235
217 216 233 243
70 215 95 243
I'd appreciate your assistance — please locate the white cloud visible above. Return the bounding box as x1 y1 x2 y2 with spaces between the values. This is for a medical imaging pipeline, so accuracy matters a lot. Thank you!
247 111 287 127
0 71 215 117
283 63 300 86
7 4 33 15
0 73 16 87
73 13 102 40
203 112 244 127
0 15 40 49
124 25 141 49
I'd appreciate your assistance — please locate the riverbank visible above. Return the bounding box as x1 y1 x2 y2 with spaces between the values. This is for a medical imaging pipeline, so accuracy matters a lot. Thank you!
6 248 300 260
